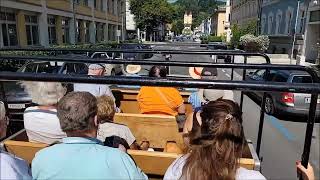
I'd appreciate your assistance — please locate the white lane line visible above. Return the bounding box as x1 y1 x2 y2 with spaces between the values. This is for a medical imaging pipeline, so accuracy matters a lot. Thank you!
222 69 226 73
225 73 231 78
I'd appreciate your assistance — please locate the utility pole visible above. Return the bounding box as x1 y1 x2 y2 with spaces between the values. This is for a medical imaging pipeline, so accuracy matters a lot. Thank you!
72 0 77 45
290 0 300 65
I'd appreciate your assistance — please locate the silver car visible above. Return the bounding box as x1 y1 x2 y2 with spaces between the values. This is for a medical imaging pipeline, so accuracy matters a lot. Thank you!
246 69 320 118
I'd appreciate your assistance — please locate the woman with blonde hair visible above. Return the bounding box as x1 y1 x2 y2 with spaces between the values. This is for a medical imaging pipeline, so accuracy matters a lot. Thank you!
164 99 265 180
22 81 67 144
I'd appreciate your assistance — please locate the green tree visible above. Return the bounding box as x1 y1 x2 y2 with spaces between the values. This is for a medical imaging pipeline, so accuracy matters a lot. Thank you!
171 19 184 35
130 0 174 39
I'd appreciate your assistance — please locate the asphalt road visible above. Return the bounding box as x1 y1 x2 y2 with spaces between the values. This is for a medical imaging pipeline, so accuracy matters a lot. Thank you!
149 43 320 179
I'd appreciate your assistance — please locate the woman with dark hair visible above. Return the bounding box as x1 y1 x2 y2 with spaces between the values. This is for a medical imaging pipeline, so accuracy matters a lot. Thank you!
148 65 167 78
138 66 186 129
164 99 265 180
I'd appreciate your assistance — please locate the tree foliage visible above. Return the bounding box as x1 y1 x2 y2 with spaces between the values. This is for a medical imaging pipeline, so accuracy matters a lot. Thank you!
230 20 257 48
130 0 174 34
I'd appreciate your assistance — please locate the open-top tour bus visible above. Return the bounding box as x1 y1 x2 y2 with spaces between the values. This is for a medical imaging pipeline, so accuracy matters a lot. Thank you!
0 46 319 178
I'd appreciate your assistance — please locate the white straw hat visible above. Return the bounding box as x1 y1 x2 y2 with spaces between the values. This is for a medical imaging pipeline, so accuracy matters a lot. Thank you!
126 65 141 74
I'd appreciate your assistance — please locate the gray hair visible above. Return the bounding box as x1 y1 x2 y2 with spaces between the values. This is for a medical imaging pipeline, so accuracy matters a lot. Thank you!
57 92 97 132
0 101 5 121
20 81 66 105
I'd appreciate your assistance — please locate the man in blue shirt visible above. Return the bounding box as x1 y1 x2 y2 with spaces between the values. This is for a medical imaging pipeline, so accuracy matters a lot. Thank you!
32 92 147 179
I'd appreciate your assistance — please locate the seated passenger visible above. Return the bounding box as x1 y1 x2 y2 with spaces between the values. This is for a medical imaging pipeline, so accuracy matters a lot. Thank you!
97 95 138 149
188 67 234 111
0 101 32 180
164 99 266 180
22 82 67 144
137 66 186 128
74 63 115 99
32 92 147 179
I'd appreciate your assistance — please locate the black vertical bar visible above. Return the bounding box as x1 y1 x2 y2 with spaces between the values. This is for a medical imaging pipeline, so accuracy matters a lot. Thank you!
256 68 270 156
301 93 318 167
231 55 234 80
240 56 247 110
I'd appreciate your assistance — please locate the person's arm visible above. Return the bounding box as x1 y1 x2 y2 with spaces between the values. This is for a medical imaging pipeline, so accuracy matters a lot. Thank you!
177 103 186 114
296 162 315 180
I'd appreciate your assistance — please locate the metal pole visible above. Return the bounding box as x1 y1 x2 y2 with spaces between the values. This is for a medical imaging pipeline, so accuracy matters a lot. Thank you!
73 0 77 45
290 0 300 64
240 56 247 110
256 0 263 35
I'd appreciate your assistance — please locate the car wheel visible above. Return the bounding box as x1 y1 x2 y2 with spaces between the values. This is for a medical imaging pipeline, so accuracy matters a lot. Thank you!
265 96 275 115
111 69 116 76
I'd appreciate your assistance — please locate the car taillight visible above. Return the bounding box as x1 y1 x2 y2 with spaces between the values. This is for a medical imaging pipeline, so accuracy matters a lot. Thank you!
281 92 294 106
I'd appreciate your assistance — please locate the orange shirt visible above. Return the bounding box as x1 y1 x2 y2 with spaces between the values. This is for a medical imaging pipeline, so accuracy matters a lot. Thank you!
137 86 184 116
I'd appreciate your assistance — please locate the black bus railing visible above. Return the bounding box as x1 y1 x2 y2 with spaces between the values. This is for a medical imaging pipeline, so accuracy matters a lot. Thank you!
0 49 319 173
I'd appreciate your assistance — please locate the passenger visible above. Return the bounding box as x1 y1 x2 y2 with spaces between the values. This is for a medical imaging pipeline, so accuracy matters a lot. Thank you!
0 101 32 180
137 66 186 129
188 67 234 111
0 101 7 140
32 92 147 179
164 99 266 180
296 161 315 180
74 63 115 99
22 82 67 144
104 136 131 153
97 95 139 149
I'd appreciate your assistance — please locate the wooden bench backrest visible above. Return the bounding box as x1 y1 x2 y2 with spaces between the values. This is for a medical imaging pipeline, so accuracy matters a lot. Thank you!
4 140 47 164
114 113 184 149
128 150 181 176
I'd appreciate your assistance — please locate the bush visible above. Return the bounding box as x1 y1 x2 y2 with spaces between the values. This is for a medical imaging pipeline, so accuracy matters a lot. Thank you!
239 34 270 52
201 35 222 44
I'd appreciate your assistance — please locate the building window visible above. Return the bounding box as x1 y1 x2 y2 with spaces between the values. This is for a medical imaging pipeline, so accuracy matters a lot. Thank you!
84 22 89 43
94 0 97 9
76 20 81 43
299 10 305 33
25 15 39 46
268 14 273 34
100 0 104 11
62 18 70 44
0 11 18 46
287 13 292 34
275 11 282 34
48 16 56 45
261 14 266 34
74 0 80 4
83 0 88 6
96 23 104 42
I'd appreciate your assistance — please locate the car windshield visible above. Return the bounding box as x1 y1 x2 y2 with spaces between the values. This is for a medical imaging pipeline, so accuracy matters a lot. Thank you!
292 75 312 83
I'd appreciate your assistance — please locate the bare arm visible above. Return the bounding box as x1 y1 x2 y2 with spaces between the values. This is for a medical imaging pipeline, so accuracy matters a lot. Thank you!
177 103 186 114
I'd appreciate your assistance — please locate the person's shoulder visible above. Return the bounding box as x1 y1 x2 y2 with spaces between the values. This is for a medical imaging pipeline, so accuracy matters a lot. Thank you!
236 167 266 180
164 155 186 180
1 151 28 165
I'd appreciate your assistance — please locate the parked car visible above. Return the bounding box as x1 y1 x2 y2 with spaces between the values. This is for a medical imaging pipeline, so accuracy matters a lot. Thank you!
246 69 320 118
207 42 231 62
0 54 89 120
89 52 123 75
120 44 144 60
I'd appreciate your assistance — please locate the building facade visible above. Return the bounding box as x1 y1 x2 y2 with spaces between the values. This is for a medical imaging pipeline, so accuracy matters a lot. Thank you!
301 0 320 64
260 0 307 60
211 6 226 36
0 0 124 48
230 0 259 27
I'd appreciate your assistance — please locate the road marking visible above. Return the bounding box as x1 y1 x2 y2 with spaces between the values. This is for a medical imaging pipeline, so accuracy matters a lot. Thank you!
225 73 231 78
222 69 226 73
266 115 296 141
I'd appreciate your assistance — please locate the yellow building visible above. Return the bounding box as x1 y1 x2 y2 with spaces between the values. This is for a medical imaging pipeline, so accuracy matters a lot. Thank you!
0 0 124 47
211 7 226 36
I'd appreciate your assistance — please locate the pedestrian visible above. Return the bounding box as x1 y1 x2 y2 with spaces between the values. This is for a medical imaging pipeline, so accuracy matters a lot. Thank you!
74 63 114 99
188 67 234 111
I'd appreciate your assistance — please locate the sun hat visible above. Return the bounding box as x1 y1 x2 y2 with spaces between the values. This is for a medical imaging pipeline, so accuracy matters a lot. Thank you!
198 88 234 103
126 65 141 74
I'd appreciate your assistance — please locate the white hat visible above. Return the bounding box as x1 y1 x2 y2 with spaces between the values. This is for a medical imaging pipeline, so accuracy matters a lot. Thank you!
189 67 203 79
198 89 234 103
126 65 141 74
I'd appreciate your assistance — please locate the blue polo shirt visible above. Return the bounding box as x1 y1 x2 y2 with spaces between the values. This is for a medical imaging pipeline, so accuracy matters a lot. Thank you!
32 137 147 180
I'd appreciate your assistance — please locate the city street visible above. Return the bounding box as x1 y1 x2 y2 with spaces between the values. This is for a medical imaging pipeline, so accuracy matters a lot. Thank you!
148 43 320 179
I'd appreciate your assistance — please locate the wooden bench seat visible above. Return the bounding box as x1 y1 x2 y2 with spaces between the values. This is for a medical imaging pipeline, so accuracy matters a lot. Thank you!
114 113 184 150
